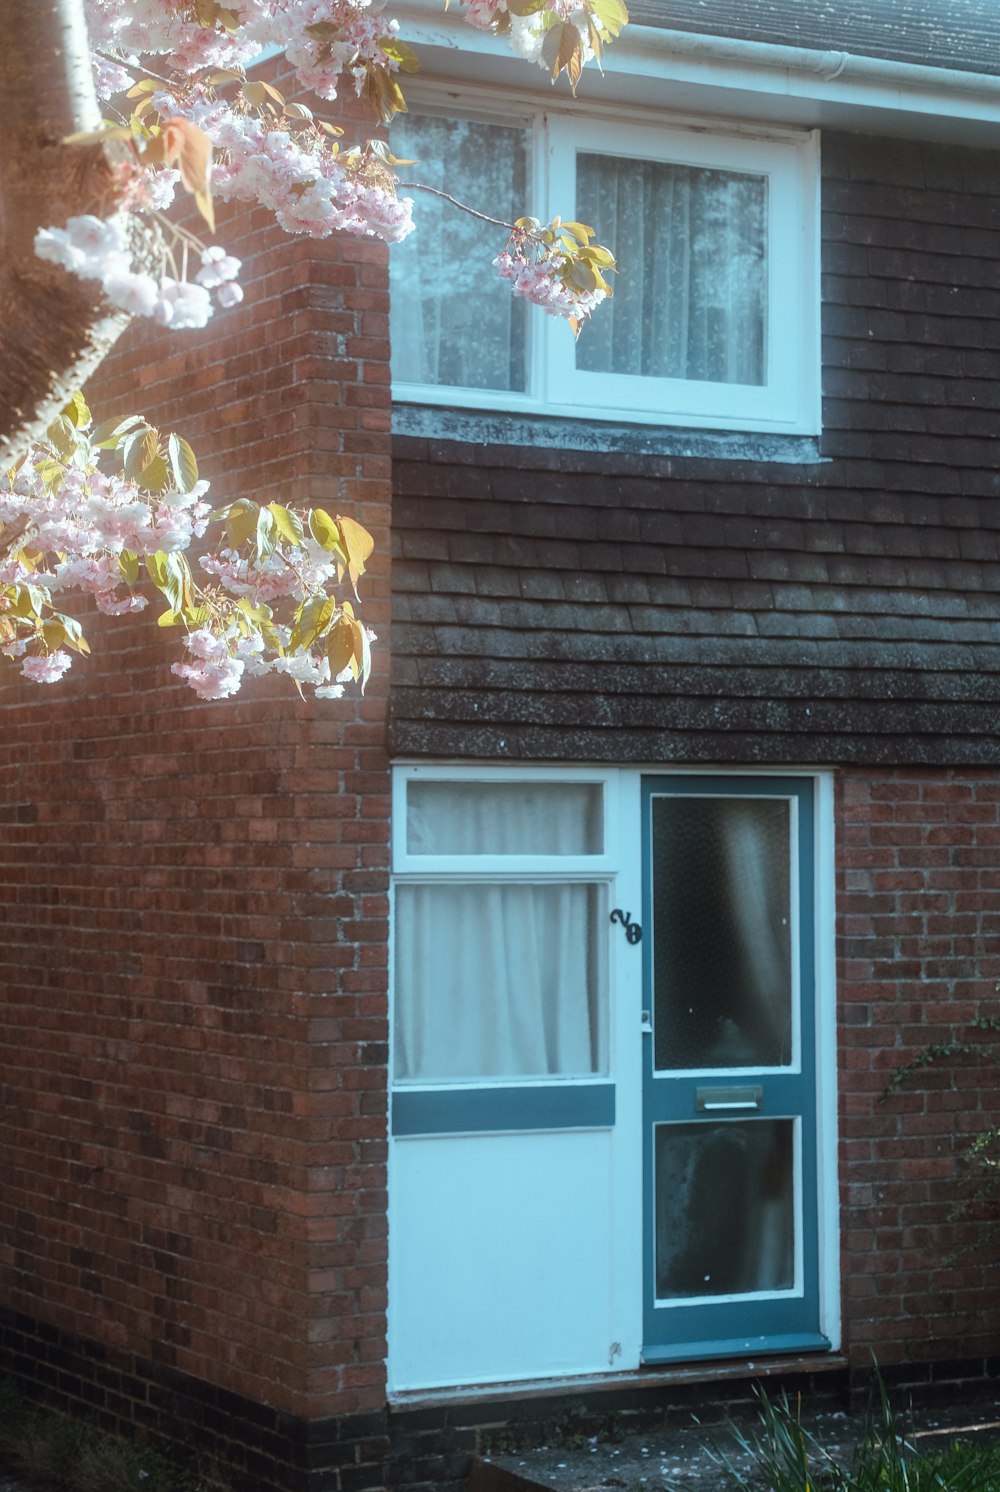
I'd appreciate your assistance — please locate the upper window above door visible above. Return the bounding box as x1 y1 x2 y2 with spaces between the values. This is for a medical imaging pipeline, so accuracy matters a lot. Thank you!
389 100 820 435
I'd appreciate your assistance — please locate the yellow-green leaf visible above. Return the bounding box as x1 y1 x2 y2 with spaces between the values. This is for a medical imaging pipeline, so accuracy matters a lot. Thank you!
326 615 356 678
255 506 277 562
226 499 259 550
289 595 337 653
140 454 170 495
337 515 375 593
308 507 347 558
268 502 304 547
123 428 160 482
541 21 584 87
167 433 199 494
61 391 91 429
587 0 628 36
379 37 421 71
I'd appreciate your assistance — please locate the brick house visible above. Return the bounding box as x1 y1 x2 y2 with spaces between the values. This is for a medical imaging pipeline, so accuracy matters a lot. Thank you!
6 0 1000 1488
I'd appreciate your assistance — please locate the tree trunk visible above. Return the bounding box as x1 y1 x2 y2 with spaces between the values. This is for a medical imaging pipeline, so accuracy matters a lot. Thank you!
0 0 130 468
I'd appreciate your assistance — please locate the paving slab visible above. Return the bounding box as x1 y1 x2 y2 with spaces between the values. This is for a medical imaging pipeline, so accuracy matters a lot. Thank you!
475 1393 1000 1492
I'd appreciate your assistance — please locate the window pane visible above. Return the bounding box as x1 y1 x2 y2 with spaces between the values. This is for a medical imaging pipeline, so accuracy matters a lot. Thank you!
654 1120 795 1298
407 780 604 855
389 115 529 391
576 154 767 386
394 882 607 1081
651 796 793 1070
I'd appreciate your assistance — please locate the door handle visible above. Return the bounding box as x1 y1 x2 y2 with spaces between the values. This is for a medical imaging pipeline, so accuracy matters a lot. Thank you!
696 1085 762 1112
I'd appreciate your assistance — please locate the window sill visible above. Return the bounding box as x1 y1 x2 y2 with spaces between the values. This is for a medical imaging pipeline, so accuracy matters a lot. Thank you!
392 402 825 464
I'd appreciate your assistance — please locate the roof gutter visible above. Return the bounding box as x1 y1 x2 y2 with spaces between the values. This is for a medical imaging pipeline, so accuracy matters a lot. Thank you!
391 3 1000 141
622 25 1000 100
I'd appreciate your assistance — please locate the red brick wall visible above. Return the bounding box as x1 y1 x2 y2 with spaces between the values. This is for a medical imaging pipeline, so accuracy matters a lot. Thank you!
838 768 1000 1369
0 173 391 1421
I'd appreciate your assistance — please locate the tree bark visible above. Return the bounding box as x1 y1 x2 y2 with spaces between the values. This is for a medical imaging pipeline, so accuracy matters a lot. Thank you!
0 0 130 469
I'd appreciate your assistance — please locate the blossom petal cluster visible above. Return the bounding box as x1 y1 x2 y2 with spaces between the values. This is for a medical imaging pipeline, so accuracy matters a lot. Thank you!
2 405 376 703
83 0 399 101
494 248 609 325
35 217 242 329
34 0 624 337
159 98 415 242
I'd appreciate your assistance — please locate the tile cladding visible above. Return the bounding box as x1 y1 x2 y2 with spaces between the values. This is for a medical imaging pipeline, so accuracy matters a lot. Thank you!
389 132 1000 767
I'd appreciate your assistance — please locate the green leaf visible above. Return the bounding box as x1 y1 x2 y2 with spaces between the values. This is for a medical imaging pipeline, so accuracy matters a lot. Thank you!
268 502 305 547
289 595 337 654
541 21 584 87
35 459 65 493
146 552 191 615
353 619 372 693
157 609 182 627
226 499 259 550
123 428 160 482
56 613 90 654
45 415 77 462
308 507 347 559
139 454 170 495
379 37 421 71
580 243 616 268
337 515 375 594
118 550 140 586
587 0 629 36
560 221 596 243
167 434 199 494
61 391 91 429
242 80 285 107
92 414 147 449
325 615 356 679
255 506 277 562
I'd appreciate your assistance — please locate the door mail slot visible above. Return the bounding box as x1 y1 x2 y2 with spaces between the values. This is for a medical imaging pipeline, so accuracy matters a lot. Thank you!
695 1085 763 1112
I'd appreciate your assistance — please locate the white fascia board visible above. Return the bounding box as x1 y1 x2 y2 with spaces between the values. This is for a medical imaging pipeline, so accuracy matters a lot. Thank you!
391 0 1000 147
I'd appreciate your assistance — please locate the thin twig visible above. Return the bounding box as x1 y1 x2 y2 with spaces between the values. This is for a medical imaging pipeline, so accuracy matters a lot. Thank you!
396 181 517 233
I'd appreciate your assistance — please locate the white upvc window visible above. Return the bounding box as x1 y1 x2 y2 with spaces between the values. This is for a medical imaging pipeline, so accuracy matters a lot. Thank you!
389 96 820 435
391 767 617 1100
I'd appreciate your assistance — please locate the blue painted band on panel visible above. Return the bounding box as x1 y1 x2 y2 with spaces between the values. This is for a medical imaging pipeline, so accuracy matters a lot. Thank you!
641 1333 832 1366
392 1083 616 1136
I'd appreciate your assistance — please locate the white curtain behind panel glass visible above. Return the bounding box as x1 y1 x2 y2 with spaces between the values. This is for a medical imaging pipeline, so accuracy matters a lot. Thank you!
576 154 767 386
395 783 608 1082
389 115 529 391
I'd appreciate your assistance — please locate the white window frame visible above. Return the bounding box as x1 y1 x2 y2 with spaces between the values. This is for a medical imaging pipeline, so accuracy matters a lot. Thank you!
390 89 821 436
390 763 620 1097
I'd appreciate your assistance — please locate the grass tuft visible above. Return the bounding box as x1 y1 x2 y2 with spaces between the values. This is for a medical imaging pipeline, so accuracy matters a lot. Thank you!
0 1379 231 1492
686 1376 1000 1492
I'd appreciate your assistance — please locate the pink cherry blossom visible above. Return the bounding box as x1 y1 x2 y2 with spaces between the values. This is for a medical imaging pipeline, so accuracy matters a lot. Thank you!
21 652 73 683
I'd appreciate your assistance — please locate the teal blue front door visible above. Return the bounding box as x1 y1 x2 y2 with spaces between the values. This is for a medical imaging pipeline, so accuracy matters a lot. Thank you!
641 776 829 1364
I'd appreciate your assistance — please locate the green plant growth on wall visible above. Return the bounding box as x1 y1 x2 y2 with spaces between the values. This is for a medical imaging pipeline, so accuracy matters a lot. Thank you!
0 1378 231 1492
881 1014 1000 1257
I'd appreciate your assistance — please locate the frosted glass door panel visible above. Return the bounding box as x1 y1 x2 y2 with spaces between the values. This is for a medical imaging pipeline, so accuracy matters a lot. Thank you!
654 1119 795 1299
652 796 793 1070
